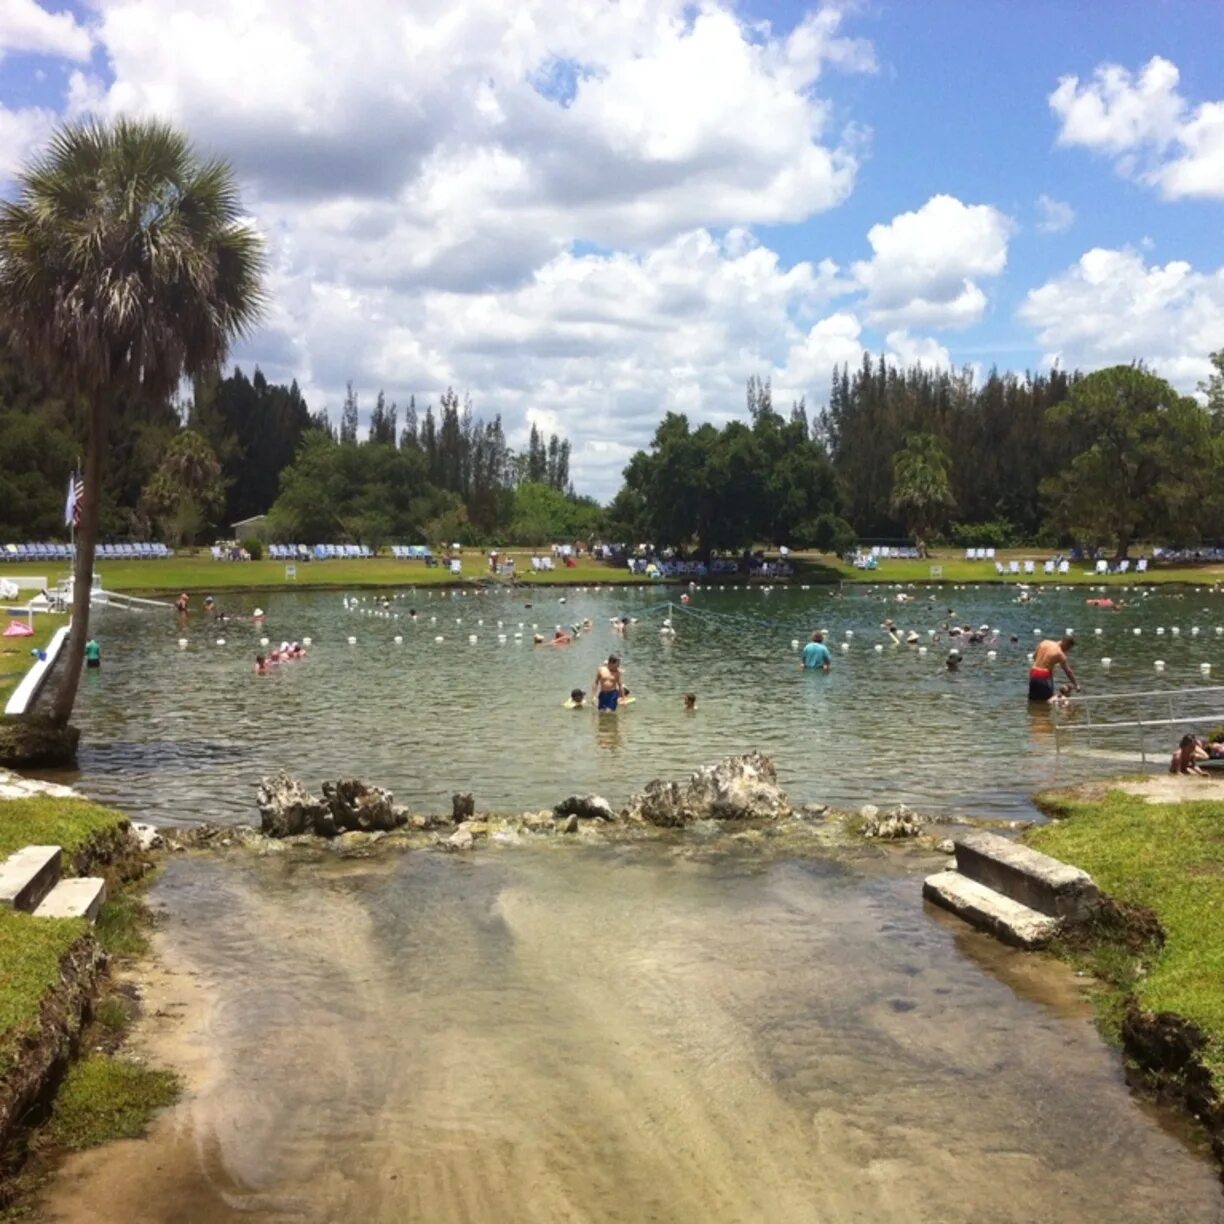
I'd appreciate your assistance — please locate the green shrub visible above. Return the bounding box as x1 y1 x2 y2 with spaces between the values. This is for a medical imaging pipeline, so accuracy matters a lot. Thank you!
951 519 1018 548
241 536 263 561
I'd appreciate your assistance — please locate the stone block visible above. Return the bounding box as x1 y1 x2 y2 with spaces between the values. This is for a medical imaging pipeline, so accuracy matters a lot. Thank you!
34 876 107 923
923 870 1061 950
953 830 1101 920
0 845 62 913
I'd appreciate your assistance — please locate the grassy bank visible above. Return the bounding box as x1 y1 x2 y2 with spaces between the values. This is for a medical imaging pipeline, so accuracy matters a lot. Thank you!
0 797 130 1079
4 547 1221 597
0 615 66 706
1027 788 1224 1089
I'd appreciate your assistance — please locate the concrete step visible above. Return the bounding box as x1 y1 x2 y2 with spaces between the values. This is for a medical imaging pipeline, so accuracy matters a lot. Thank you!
0 845 63 913
33 877 107 923
954 830 1100 919
923 869 1062 949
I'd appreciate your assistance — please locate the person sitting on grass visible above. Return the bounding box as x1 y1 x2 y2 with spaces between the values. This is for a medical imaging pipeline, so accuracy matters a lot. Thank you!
1170 733 1208 775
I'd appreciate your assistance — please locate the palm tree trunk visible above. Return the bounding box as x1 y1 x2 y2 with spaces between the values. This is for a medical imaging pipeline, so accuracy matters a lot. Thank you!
51 396 110 726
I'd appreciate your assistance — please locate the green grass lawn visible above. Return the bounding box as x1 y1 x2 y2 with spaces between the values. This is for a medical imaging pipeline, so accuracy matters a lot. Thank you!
0 613 66 705
44 1055 179 1151
0 797 128 863
2 547 1219 597
1028 790 1224 1084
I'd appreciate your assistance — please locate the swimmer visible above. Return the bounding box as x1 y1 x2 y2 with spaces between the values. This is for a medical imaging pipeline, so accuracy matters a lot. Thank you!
1170 733 1207 775
253 607 266 621
84 638 101 670
255 654 269 674
1049 683 1074 710
533 633 545 644
409 608 417 619
1029 636 1079 703
568 688 586 709
660 618 676 637
551 628 572 645
174 592 189 614
594 655 624 712
204 595 216 614
801 631 832 672
683 693 697 711
946 649 961 671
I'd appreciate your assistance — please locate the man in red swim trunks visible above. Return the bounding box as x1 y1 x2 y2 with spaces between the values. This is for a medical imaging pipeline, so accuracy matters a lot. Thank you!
1029 636 1079 702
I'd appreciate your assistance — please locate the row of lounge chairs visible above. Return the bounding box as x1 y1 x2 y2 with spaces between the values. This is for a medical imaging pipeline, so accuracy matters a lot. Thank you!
2 542 171 561
963 548 998 560
993 558 1150 576
867 545 923 559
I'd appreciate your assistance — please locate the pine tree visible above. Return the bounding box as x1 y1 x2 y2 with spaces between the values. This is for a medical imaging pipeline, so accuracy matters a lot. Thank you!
340 382 359 444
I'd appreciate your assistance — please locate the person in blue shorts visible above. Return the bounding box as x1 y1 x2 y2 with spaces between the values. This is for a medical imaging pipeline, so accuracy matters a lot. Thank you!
594 655 624 711
800 631 832 672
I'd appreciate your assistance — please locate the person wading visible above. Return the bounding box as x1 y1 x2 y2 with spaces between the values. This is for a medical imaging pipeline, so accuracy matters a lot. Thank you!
1029 635 1079 702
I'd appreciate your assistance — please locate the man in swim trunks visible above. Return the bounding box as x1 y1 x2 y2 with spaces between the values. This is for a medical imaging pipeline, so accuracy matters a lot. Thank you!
1029 635 1079 702
594 655 624 712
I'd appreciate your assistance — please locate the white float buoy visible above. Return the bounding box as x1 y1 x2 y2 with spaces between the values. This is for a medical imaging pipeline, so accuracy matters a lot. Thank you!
840 642 849 652
1171 626 1180 636
845 630 854 638
178 638 188 649
303 637 312 647
216 638 226 646
435 636 444 644
1101 657 1112 667
1157 627 1165 635
347 636 356 645
498 634 507 644
260 637 269 647
1134 628 1142 636
1192 627 1201 636
918 646 928 655
874 644 884 653
1094 627 1103 636
1154 660 1165 671
1201 662 1212 675
987 650 997 660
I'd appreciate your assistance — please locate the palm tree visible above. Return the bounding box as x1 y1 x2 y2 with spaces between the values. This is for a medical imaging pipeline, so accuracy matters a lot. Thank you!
890 432 955 556
0 118 264 726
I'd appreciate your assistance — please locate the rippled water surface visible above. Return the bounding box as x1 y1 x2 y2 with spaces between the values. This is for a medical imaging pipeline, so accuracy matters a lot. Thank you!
57 581 1224 823
39 845 1224 1223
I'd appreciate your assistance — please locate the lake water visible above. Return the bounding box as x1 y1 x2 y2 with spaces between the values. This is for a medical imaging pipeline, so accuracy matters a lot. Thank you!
58 581 1224 824
33 580 1224 1221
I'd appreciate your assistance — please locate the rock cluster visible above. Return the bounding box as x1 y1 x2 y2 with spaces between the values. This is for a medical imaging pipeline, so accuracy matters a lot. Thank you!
857 802 929 839
624 752 791 827
553 795 616 822
256 773 408 838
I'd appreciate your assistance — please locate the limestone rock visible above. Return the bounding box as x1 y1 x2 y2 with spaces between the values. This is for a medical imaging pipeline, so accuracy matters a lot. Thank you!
452 792 475 822
257 774 408 838
0 717 80 769
522 811 556 832
624 753 791 827
130 822 164 851
444 826 475 852
561 814 579 834
553 794 616 822
859 803 929 840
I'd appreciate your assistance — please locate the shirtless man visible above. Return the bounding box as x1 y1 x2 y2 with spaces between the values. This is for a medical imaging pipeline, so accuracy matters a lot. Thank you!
594 654 624 713
1029 635 1079 702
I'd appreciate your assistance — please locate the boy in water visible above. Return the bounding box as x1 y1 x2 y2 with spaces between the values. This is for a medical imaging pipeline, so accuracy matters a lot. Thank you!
594 655 624 712
569 688 586 708
683 693 697 711
255 654 269 674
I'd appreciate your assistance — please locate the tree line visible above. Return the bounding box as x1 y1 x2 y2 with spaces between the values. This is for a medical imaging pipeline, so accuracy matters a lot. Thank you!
0 340 590 549
608 353 1224 558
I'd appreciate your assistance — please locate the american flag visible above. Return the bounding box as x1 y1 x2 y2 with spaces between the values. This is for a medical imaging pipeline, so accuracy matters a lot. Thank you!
64 473 84 528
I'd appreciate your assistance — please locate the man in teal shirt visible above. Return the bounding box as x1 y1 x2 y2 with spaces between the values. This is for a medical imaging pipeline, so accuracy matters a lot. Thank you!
801 631 832 672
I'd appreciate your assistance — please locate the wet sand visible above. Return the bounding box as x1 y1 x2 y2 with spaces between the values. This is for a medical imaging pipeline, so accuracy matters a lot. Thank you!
37 845 1224 1224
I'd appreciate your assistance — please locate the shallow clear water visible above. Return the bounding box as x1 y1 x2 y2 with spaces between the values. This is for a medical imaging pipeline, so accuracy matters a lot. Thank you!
39 845 1224 1223
57 581 1224 824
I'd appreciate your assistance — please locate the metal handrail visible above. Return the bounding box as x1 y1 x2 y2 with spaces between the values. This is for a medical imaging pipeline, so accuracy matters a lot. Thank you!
1054 683 1224 763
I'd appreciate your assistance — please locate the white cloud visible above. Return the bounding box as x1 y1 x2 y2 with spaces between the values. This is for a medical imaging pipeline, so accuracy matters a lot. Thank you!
1035 193 1074 234
884 330 951 369
851 194 1012 330
0 104 57 179
1017 247 1224 391
1050 56 1224 201
0 0 91 62
231 226 872 497
84 0 874 275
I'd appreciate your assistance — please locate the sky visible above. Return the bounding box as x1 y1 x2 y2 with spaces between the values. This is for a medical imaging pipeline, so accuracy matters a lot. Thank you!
0 0 1222 498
